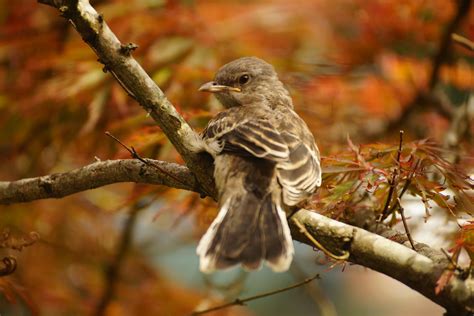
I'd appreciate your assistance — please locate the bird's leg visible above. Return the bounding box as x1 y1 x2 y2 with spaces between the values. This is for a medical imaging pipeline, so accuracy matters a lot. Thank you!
291 214 350 261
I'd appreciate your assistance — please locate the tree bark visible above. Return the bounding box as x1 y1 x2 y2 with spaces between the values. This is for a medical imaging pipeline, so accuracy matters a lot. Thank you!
0 159 200 204
2 154 473 313
1 1 467 314
38 0 216 198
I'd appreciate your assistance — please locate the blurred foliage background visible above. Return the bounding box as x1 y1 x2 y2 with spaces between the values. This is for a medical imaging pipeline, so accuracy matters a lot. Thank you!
0 0 473 315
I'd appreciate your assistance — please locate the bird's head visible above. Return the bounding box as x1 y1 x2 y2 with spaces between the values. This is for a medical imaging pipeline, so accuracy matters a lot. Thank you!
199 57 291 109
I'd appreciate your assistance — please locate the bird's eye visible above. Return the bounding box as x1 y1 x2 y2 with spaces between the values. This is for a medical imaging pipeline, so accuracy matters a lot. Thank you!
238 74 250 85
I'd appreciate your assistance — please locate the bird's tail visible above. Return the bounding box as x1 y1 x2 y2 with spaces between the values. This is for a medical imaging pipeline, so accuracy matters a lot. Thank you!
196 190 294 273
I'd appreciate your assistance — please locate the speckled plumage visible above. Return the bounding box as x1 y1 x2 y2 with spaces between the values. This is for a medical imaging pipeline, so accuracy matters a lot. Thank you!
196 57 321 273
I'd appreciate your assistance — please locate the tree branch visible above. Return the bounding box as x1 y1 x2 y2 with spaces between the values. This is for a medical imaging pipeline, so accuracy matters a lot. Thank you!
379 0 471 137
452 33 474 51
0 159 200 204
26 1 473 314
192 274 320 315
291 210 474 316
427 0 471 91
1 157 472 313
37 0 216 197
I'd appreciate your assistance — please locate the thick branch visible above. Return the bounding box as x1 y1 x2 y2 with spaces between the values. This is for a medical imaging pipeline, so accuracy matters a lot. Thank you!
346 208 449 265
38 0 216 197
1 158 471 313
30 1 473 314
0 159 199 204
291 210 474 316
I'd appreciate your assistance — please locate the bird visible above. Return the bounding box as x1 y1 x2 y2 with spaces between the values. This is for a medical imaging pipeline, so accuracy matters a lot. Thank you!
195 57 321 273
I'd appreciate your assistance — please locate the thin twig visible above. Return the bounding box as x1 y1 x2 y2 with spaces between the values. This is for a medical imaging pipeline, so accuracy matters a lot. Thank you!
387 158 420 215
452 33 474 51
38 0 216 197
108 70 137 99
412 177 432 220
292 217 350 260
441 248 461 272
191 274 320 315
380 130 404 221
105 131 204 196
399 158 419 198
105 131 145 162
396 198 416 250
396 130 404 162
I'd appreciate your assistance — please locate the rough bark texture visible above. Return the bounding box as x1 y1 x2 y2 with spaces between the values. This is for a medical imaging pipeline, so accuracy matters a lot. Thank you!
38 0 216 198
0 159 199 204
292 211 474 316
0 1 467 314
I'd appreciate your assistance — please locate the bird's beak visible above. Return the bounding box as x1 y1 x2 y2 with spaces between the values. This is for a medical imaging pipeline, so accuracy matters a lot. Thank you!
198 81 241 93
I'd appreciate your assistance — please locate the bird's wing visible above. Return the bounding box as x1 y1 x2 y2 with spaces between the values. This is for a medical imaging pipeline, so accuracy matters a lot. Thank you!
202 108 321 206
276 131 322 206
202 114 290 161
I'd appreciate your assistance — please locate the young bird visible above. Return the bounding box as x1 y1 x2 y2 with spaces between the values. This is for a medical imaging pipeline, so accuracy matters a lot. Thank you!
196 57 321 273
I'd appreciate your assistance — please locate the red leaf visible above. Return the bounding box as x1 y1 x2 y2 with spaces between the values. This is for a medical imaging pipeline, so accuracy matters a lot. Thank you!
435 269 454 295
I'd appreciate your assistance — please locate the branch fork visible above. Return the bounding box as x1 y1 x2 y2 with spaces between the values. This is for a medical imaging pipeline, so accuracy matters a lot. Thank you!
0 1 467 314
